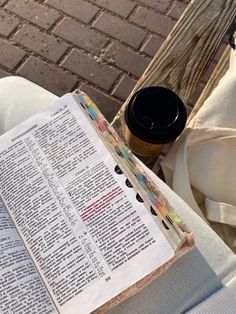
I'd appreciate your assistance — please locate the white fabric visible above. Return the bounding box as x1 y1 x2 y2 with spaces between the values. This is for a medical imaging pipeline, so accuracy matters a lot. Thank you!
206 198 236 227
1 76 236 314
186 277 236 314
0 76 58 135
162 49 236 250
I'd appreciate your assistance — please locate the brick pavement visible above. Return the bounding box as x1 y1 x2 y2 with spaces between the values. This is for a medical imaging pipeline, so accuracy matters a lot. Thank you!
0 0 228 122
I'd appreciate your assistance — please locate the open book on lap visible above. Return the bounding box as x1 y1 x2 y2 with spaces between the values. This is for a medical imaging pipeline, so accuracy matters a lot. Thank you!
0 92 193 314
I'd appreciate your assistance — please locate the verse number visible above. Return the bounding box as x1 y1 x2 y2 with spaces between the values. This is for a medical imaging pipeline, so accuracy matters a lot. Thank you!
105 276 111 282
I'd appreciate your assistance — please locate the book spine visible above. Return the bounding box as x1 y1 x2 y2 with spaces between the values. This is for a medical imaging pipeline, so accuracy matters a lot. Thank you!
72 92 185 250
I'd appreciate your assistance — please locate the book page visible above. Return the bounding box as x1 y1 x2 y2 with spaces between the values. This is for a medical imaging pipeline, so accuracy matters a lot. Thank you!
0 197 57 314
0 94 174 314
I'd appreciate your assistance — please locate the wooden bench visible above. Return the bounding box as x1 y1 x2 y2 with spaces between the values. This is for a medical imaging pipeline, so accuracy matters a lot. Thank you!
111 0 236 169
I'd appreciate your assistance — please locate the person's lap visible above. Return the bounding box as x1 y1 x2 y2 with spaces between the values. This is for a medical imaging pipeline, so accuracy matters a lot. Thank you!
1 76 236 313
0 76 58 135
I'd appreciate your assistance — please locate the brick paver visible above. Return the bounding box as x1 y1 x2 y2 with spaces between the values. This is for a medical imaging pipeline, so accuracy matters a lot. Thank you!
89 0 135 18
62 48 121 91
62 49 120 90
0 68 10 78
138 0 172 11
105 42 150 77
130 7 176 37
0 39 26 69
14 24 69 63
46 0 99 24
17 56 77 96
93 12 147 49
141 34 165 57
6 0 60 30
168 1 188 20
111 75 136 101
0 11 20 36
0 0 229 121
53 17 108 54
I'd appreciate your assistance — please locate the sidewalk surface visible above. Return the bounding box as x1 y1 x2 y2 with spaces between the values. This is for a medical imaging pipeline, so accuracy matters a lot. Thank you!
0 0 227 122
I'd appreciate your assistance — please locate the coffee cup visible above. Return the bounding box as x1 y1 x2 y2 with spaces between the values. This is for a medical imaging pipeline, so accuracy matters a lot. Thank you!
124 86 187 167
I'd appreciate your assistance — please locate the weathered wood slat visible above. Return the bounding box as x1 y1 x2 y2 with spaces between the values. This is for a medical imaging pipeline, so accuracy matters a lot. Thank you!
112 0 236 144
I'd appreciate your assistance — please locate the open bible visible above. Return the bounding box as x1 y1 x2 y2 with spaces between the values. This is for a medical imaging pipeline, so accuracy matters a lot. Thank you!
0 92 193 314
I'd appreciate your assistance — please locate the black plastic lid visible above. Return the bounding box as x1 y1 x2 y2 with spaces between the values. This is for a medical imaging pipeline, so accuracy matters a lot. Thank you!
125 87 187 144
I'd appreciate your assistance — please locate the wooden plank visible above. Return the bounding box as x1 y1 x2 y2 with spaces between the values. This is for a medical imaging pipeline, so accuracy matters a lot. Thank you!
112 0 236 143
